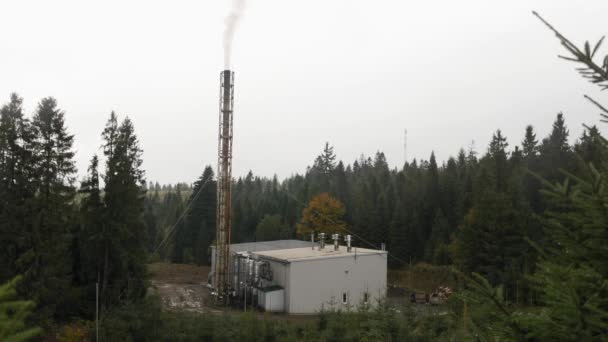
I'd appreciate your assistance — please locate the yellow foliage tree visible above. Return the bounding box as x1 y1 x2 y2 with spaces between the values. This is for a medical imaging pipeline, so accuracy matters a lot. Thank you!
296 193 347 236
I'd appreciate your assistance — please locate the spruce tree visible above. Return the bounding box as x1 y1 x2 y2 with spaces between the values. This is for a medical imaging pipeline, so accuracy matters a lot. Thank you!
519 170 608 339
174 166 216 264
575 125 606 168
425 209 450 264
99 113 147 310
522 125 539 159
539 113 576 183
388 198 408 267
77 155 105 312
0 94 35 282
314 142 337 174
487 130 509 192
22 97 76 320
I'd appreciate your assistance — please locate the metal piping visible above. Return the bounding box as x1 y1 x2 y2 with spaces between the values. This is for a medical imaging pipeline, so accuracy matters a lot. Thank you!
345 234 352 252
332 233 340 251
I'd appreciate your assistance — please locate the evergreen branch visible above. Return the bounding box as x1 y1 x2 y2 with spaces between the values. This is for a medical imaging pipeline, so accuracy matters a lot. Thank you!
584 95 608 122
524 237 548 259
455 272 527 339
533 11 608 89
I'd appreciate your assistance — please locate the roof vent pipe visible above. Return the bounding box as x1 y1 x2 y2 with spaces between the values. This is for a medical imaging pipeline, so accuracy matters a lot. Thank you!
332 234 340 251
345 235 352 252
319 233 326 250
311 232 315 250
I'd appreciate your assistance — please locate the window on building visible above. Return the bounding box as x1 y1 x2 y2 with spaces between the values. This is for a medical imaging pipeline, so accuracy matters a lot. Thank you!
363 292 369 304
342 292 348 305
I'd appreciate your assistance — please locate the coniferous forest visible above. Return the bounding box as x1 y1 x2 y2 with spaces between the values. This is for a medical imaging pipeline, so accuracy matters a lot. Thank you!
1 13 608 342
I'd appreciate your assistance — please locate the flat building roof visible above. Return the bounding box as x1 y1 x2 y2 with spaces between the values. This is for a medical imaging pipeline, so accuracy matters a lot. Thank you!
252 245 386 263
211 240 311 254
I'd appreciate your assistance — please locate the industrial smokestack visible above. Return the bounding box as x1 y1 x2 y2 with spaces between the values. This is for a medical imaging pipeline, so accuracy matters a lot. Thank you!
223 0 246 69
213 69 235 301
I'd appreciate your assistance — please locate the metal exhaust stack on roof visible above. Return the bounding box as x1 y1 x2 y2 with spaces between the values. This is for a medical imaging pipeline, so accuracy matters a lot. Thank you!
332 234 340 251
345 235 352 252
319 233 326 250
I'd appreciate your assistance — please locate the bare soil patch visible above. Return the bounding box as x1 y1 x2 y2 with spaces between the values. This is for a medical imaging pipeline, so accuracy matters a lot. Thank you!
148 263 220 313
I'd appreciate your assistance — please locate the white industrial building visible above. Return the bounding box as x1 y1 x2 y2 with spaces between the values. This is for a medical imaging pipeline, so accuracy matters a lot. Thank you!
208 236 387 314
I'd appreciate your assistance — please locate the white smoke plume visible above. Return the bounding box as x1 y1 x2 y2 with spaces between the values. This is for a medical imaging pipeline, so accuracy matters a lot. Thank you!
224 0 246 69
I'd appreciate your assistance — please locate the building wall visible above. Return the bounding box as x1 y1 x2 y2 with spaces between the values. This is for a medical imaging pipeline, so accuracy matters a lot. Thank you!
209 240 310 284
259 289 285 312
286 252 387 314
262 259 290 310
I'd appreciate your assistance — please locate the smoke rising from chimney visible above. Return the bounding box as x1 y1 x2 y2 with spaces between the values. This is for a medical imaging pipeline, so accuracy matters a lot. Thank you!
223 0 246 69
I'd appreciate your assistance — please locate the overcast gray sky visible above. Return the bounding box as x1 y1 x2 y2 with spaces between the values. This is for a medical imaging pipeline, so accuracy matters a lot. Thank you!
1 0 607 184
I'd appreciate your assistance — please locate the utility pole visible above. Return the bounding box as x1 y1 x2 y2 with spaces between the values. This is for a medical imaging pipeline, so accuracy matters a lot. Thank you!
96 281 99 341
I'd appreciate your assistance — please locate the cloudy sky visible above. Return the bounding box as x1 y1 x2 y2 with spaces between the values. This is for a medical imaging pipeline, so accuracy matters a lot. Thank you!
1 0 607 184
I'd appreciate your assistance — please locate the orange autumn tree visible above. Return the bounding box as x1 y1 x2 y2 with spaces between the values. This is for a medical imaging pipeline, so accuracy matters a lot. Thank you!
296 192 347 237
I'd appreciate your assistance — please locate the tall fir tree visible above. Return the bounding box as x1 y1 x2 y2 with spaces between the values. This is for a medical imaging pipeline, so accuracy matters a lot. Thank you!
539 113 575 183
522 125 539 159
23 97 76 320
99 113 147 311
76 155 105 315
0 94 35 282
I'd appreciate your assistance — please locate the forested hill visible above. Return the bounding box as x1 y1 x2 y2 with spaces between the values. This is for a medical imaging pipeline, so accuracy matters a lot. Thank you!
152 112 604 304
0 89 604 337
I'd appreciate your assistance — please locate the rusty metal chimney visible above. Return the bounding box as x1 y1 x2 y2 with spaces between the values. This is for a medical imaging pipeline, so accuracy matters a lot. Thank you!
213 69 235 303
